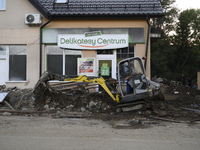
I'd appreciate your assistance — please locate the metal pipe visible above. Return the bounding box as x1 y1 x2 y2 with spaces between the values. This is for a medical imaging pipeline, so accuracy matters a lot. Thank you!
40 18 52 77
145 16 150 70
180 107 200 113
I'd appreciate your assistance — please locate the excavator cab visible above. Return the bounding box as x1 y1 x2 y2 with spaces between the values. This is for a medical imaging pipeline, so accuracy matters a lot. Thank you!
117 57 150 103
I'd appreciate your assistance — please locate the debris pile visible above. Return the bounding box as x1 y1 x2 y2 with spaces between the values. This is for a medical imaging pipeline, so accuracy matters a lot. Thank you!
154 84 200 120
33 87 116 113
0 86 116 114
0 83 200 122
0 87 34 111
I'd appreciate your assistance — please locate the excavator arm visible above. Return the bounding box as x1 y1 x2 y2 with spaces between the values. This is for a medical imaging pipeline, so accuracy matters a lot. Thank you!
63 75 120 103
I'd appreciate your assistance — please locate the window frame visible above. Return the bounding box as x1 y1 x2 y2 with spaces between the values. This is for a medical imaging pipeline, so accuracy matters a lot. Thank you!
0 45 27 82
117 44 135 60
0 0 6 10
116 44 135 66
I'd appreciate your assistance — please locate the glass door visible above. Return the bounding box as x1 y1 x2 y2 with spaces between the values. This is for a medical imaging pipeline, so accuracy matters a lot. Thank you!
97 59 114 92
98 60 112 79
96 50 116 91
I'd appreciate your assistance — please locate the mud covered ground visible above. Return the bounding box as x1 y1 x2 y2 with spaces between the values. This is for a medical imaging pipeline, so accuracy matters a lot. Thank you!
0 115 200 150
1 84 200 125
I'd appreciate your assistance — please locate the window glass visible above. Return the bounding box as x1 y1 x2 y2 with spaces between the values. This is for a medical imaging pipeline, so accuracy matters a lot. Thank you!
46 46 63 75
65 50 81 75
0 0 5 10
9 46 26 81
117 44 135 64
0 45 6 55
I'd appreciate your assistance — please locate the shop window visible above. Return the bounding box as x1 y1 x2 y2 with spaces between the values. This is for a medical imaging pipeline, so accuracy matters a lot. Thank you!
117 44 135 64
0 0 6 10
46 46 82 75
9 46 27 81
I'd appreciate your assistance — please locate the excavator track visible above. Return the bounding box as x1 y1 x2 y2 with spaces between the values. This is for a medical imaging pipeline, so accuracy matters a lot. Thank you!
115 100 147 112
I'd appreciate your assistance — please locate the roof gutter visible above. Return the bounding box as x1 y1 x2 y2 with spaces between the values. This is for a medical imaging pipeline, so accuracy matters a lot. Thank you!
145 16 150 70
40 18 52 77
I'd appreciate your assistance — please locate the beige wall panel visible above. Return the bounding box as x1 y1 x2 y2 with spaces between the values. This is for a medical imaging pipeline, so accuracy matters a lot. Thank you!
135 44 146 59
5 82 29 89
46 19 147 28
26 45 40 88
82 50 96 58
0 29 40 44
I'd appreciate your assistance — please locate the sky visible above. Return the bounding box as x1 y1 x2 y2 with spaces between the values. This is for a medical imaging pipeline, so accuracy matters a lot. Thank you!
175 0 200 11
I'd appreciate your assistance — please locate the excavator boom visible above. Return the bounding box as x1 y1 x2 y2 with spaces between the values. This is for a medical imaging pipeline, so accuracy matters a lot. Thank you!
63 75 120 102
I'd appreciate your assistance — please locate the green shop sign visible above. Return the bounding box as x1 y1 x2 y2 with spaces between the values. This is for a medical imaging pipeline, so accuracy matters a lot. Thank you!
101 63 109 76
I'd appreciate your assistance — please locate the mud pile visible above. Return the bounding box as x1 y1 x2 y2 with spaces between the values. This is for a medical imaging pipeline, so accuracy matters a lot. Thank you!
151 85 200 121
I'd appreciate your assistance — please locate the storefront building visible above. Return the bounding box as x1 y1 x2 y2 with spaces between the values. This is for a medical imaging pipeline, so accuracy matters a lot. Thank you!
0 0 163 89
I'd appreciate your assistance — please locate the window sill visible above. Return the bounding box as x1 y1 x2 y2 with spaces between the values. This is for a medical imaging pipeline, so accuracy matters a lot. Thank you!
6 81 27 83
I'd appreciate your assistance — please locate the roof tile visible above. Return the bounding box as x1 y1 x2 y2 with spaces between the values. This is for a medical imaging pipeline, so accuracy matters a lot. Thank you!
29 0 164 18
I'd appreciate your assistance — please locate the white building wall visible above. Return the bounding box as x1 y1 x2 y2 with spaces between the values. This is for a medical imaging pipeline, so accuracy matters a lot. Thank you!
0 0 43 88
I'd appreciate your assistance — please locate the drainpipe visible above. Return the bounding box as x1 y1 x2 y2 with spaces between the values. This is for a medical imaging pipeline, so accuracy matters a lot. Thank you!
40 18 52 77
145 16 150 70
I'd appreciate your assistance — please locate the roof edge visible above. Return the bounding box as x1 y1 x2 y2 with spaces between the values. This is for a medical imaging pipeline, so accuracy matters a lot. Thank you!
28 0 50 19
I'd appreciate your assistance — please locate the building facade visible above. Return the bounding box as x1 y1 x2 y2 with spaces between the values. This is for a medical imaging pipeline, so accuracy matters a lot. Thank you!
0 0 163 89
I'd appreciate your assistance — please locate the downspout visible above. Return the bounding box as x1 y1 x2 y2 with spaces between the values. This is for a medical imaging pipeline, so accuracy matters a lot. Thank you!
145 16 150 70
40 18 52 77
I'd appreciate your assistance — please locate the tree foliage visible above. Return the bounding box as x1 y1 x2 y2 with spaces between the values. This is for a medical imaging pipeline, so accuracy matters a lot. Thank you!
159 0 179 35
151 1 200 84
151 0 179 80
174 9 200 81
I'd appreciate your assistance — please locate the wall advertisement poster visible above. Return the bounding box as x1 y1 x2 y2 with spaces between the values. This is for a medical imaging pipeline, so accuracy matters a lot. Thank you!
78 58 95 76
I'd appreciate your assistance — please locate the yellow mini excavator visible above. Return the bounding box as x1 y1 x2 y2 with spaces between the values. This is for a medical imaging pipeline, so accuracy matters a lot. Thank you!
33 57 160 112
